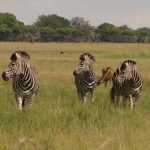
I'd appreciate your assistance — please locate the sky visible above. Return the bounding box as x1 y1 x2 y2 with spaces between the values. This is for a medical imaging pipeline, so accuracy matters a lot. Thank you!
0 0 150 29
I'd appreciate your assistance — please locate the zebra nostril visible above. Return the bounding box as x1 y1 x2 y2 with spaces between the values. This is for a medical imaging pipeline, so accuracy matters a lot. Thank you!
2 72 9 81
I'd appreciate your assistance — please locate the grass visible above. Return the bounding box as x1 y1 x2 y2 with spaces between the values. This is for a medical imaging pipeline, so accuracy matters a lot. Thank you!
0 42 150 150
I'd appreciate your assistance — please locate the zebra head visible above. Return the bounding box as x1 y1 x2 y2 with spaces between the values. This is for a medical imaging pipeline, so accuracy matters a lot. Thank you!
79 53 95 64
117 60 136 85
2 51 30 81
73 53 95 76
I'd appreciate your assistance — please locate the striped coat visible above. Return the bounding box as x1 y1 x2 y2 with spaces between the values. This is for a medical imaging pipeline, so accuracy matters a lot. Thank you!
2 51 39 110
110 60 143 110
73 53 100 103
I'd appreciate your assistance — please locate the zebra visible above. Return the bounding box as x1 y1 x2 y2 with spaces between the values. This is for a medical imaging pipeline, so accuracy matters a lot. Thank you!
73 53 100 103
110 60 143 110
2 51 39 110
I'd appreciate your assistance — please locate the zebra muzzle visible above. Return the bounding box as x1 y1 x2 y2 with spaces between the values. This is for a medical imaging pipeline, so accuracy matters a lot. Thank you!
2 72 9 81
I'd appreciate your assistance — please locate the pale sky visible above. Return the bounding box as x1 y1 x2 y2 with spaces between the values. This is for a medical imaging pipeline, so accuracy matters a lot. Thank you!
0 0 150 29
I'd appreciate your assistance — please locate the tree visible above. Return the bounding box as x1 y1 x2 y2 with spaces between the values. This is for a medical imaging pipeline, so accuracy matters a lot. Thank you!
35 14 70 28
0 13 21 41
119 26 137 43
22 25 40 42
70 17 90 28
96 23 120 42
0 24 13 41
39 27 56 42
136 27 150 43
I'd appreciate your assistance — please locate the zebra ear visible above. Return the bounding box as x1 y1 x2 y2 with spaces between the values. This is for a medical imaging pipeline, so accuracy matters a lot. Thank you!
123 60 136 65
20 51 30 60
11 51 30 61
79 53 95 62
128 60 136 65
11 52 18 61
123 60 137 70
87 53 95 62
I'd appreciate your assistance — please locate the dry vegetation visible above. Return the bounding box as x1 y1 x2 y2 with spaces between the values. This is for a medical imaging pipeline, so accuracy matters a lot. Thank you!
0 42 150 150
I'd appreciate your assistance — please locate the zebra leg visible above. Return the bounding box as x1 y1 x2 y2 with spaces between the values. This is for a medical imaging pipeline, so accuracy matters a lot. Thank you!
77 92 84 103
129 95 134 111
123 97 127 107
134 94 140 109
116 96 120 107
80 91 86 103
22 97 26 108
83 96 87 103
27 94 36 108
15 94 23 110
90 90 95 103
110 87 115 104
77 88 83 102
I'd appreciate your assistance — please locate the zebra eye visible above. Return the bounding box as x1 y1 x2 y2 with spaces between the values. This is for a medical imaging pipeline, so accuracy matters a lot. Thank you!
11 63 15 66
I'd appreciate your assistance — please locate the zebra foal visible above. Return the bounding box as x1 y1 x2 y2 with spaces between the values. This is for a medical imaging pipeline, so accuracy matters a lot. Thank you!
110 60 143 110
2 51 39 110
73 53 100 103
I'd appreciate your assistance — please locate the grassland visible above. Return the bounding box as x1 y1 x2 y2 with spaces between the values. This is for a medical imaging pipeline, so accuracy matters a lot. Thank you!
0 42 150 150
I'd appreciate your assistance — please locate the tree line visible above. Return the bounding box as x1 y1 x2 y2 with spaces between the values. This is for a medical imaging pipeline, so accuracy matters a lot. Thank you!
0 12 150 43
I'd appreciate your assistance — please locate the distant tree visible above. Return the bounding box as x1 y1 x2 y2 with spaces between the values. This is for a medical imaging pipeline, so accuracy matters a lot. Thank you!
119 27 138 43
136 27 150 43
22 25 40 42
54 28 73 42
96 23 120 42
118 25 130 30
39 27 56 42
35 14 70 28
0 13 21 41
0 25 13 41
70 17 90 28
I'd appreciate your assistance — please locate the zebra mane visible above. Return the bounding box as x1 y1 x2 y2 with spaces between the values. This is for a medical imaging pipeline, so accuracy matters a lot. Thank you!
79 53 95 62
123 60 136 65
121 60 137 70
113 68 119 80
11 51 30 61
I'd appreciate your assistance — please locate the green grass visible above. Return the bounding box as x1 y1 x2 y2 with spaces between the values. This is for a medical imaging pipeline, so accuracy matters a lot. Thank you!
0 42 150 150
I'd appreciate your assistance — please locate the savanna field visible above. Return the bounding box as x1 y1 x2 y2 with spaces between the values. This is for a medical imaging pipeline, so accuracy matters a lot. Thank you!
0 42 150 150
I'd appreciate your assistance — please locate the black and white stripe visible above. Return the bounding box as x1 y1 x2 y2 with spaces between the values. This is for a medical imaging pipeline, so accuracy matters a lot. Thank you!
73 53 99 103
111 60 143 110
2 51 39 110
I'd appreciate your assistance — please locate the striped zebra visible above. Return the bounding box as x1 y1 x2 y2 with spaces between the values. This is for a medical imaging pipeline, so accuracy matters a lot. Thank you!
110 60 143 110
73 53 100 103
2 51 39 110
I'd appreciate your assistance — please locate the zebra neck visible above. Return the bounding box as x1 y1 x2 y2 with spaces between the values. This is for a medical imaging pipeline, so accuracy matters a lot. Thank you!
129 71 142 87
83 70 96 88
19 67 33 85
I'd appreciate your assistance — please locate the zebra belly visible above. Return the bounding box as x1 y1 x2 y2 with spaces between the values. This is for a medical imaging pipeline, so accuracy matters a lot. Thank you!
114 83 142 97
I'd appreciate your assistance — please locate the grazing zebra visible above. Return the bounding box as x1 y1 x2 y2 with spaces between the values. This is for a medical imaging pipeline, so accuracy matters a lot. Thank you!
110 60 143 110
98 66 114 87
2 51 39 110
73 53 100 103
